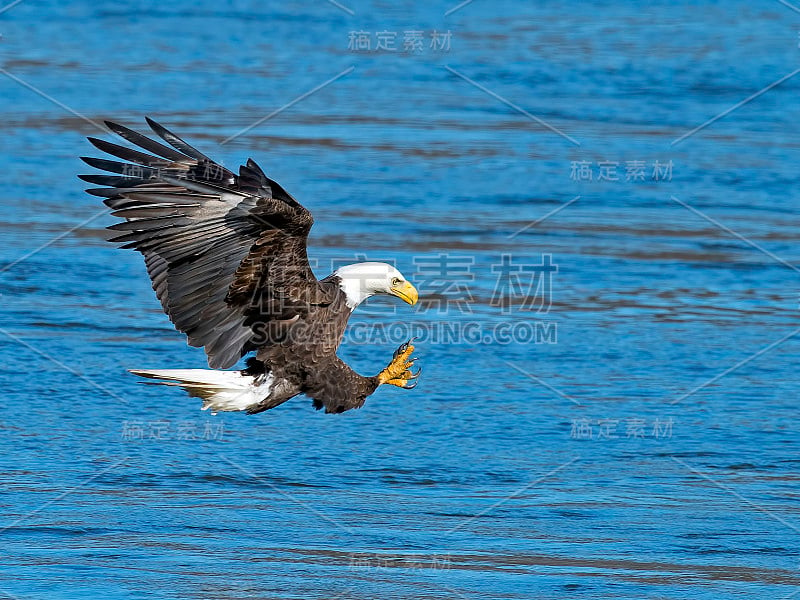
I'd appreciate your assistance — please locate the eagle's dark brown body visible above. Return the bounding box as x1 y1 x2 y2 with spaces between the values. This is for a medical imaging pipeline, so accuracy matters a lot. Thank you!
80 119 416 414
246 287 380 414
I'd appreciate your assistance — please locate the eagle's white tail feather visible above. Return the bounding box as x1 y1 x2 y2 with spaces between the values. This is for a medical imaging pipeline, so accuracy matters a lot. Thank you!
129 369 273 412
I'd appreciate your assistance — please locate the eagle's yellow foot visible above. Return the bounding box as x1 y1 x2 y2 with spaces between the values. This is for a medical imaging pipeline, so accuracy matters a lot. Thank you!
377 339 421 389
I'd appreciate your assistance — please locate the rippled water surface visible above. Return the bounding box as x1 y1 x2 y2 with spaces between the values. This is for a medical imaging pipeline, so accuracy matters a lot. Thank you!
2 1 800 598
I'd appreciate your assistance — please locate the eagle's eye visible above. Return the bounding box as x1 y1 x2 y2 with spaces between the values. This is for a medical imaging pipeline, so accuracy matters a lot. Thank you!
391 277 401 286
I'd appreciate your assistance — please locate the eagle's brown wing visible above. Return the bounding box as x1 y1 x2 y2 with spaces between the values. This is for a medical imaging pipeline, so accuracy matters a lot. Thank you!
80 118 338 369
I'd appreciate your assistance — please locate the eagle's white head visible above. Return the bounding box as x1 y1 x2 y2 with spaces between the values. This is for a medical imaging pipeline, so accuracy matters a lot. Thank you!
333 262 418 309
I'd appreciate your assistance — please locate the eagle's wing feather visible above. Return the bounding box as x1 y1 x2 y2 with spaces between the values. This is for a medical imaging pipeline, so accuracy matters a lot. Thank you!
81 119 336 369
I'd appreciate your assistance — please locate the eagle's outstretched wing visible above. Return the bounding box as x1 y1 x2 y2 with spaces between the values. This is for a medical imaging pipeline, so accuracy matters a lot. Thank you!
80 118 337 369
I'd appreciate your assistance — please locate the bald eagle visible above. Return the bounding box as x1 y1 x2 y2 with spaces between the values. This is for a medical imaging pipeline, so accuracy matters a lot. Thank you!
80 119 420 415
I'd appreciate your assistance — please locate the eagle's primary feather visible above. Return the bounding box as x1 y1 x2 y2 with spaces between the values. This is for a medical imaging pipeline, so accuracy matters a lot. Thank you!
81 119 419 414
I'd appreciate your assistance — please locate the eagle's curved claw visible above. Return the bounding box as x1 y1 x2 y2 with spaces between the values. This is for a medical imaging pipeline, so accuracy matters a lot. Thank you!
393 337 417 359
379 340 420 388
392 365 422 389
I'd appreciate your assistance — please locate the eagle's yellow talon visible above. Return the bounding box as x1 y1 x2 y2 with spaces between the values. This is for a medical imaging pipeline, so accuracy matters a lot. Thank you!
377 340 419 387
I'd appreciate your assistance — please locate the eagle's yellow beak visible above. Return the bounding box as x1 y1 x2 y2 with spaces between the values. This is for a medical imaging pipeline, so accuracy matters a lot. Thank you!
390 280 418 306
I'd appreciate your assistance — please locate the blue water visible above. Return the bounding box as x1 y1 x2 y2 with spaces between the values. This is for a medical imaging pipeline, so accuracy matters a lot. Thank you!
2 1 800 598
